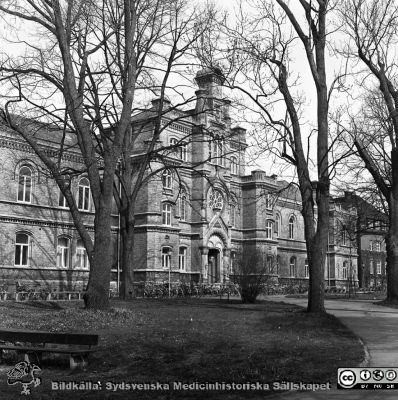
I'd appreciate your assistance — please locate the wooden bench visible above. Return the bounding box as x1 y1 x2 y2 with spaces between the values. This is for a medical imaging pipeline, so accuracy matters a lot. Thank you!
0 329 98 369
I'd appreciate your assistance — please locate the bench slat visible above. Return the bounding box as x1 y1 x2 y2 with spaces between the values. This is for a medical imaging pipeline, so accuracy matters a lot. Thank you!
0 345 96 354
0 329 98 346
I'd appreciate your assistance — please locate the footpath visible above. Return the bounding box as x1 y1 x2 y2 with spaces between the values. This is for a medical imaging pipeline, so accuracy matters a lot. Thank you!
266 296 398 400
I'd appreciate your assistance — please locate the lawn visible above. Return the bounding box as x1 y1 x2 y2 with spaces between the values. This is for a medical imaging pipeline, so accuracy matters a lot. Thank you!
0 298 364 399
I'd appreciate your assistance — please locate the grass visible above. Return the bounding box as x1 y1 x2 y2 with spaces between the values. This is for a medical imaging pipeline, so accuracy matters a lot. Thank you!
0 298 364 399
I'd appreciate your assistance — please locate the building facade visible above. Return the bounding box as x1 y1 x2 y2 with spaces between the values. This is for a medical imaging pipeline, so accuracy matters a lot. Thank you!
0 68 359 292
334 192 388 289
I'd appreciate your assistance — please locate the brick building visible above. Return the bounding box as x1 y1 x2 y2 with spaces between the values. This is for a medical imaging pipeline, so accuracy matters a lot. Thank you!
334 192 388 289
0 68 358 291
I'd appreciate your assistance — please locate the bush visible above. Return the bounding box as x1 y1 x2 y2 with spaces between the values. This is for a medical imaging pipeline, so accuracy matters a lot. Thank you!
231 248 276 303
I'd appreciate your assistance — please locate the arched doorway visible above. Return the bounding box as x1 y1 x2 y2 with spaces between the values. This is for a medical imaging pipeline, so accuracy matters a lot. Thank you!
207 235 224 283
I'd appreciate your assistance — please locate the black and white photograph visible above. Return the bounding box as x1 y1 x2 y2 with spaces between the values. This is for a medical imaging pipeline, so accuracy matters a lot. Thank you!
0 0 397 399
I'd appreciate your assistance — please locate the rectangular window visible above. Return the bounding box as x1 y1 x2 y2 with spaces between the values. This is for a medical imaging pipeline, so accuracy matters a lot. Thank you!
77 248 89 269
15 234 29 266
342 231 347 246
179 247 186 270
59 190 67 208
376 261 382 275
265 221 273 239
230 157 238 175
78 186 90 211
343 264 348 279
15 244 29 266
162 203 172 225
212 139 224 166
369 241 373 251
266 194 272 210
369 259 374 275
57 238 70 268
180 144 188 161
304 261 309 278
162 248 171 269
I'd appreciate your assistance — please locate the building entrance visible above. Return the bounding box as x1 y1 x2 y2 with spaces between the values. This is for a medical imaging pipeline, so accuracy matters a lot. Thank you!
208 248 220 283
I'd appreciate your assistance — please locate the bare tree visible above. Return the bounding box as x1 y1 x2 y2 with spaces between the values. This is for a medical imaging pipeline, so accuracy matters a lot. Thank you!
339 0 398 304
0 0 209 308
231 247 277 304
208 1 333 312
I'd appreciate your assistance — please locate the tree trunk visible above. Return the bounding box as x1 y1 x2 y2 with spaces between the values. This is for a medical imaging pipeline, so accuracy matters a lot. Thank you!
85 207 113 309
120 222 136 299
84 162 116 310
300 180 327 314
386 149 398 303
307 233 327 313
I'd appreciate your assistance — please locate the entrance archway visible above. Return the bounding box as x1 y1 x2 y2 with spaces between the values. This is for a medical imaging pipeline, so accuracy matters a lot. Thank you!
207 235 225 283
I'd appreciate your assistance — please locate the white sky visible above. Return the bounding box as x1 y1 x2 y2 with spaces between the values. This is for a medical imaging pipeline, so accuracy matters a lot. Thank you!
0 0 375 193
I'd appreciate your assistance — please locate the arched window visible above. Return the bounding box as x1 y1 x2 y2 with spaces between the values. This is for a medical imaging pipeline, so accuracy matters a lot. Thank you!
15 233 30 266
289 257 296 277
161 247 171 269
230 156 238 175
162 169 172 190
179 247 187 270
17 166 32 203
76 239 89 269
209 189 224 210
288 216 295 239
179 190 187 221
342 261 348 280
57 237 70 268
162 202 172 225
78 177 91 211
265 220 273 239
275 213 281 237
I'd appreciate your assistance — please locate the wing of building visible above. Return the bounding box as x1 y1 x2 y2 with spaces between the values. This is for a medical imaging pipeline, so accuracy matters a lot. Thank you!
0 68 374 294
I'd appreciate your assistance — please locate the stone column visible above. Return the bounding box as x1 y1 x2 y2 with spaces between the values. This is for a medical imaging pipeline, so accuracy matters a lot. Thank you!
223 248 231 283
199 246 209 283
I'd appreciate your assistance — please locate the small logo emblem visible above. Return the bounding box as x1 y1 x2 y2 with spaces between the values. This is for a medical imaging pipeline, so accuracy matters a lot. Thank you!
7 361 42 395
386 370 397 381
373 369 384 381
360 369 371 381
339 369 356 388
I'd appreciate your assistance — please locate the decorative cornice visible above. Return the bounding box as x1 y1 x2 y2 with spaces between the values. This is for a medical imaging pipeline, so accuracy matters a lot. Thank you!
0 136 84 164
0 215 95 232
